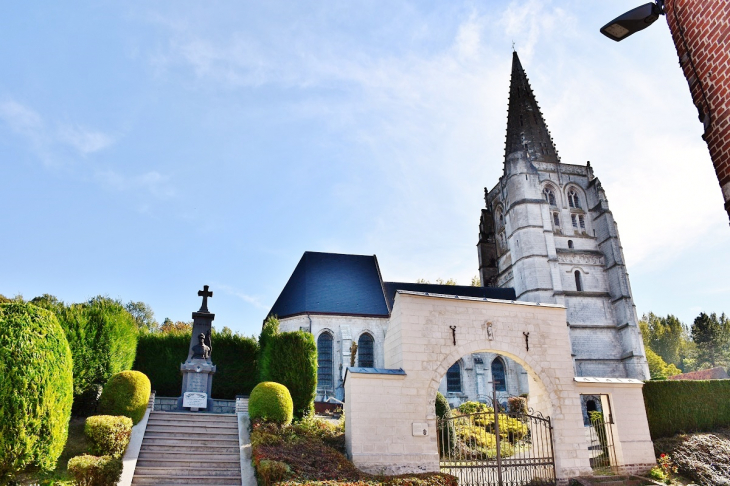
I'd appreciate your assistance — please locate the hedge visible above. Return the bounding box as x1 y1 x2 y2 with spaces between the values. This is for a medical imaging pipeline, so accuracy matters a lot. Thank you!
250 382 294 425
260 329 317 419
98 371 151 425
85 415 133 458
67 454 123 486
133 330 259 399
643 379 730 439
32 296 138 412
0 303 74 478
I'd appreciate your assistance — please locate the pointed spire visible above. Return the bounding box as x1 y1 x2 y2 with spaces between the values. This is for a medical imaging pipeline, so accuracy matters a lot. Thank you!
504 51 559 164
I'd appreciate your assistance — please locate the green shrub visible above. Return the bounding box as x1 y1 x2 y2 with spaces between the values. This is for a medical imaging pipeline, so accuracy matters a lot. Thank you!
435 392 450 420
435 392 455 454
257 459 291 486
35 296 139 414
98 371 151 425
643 380 730 439
0 303 73 479
67 454 123 486
260 327 317 419
133 329 259 399
85 415 133 458
456 401 490 415
249 382 294 425
485 415 528 443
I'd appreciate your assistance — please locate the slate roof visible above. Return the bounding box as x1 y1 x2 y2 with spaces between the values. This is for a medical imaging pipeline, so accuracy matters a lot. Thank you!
268 252 390 318
382 282 516 311
267 251 518 319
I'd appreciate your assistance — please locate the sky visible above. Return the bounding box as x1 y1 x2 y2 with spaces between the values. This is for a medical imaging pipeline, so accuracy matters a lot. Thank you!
1 1 728 337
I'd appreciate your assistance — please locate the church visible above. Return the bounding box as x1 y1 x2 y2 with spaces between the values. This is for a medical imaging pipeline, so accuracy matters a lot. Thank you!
267 52 649 411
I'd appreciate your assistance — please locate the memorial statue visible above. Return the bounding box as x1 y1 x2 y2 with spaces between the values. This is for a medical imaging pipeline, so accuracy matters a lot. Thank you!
191 331 211 360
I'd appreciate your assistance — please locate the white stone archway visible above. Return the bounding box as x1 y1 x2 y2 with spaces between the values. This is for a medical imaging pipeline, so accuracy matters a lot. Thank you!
344 291 655 480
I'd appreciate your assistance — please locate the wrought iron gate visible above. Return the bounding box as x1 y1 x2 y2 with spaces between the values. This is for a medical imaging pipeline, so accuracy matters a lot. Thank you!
437 397 556 486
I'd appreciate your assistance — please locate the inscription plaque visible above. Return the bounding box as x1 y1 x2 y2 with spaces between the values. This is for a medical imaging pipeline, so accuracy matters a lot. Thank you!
183 392 208 409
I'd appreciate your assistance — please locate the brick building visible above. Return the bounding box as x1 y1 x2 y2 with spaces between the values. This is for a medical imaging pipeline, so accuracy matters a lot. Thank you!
665 0 730 221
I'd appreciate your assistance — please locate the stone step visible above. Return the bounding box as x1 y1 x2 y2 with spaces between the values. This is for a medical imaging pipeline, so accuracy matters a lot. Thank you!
150 412 238 422
141 437 239 447
151 411 236 420
144 426 239 435
147 419 237 428
134 467 241 478
137 459 241 468
141 443 239 452
138 452 240 462
132 476 242 485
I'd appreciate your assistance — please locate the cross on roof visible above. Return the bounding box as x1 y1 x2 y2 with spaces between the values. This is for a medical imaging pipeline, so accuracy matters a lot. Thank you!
197 285 213 313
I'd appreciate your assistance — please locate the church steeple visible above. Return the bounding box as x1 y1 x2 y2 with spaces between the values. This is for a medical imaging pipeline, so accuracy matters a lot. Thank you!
504 51 560 164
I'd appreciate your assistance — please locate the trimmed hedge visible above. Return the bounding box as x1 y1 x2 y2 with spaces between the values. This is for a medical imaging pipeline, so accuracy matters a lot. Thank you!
0 303 74 478
261 329 317 419
85 415 133 458
99 371 151 425
33 296 139 413
67 454 123 486
133 330 259 399
250 382 294 425
643 379 730 439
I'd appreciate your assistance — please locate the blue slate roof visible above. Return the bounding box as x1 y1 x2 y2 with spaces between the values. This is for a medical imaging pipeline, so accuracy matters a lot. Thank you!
267 251 518 319
268 252 390 318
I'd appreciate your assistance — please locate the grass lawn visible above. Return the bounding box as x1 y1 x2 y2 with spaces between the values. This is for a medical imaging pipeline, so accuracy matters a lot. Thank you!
15 417 89 485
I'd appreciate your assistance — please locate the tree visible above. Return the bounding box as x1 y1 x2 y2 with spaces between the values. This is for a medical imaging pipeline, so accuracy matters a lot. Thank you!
471 275 481 287
30 294 64 313
645 348 681 379
639 313 688 369
125 301 159 332
160 318 192 333
691 312 728 369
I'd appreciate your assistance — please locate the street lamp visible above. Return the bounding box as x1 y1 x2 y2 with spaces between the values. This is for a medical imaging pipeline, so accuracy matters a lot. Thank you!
600 1 665 42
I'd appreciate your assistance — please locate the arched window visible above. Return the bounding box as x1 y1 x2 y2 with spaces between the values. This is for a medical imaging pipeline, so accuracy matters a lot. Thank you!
568 190 581 209
579 215 585 230
571 214 578 228
317 332 334 391
575 271 583 292
446 362 461 393
552 212 560 227
491 358 507 392
496 207 504 227
543 187 556 206
568 240 574 249
357 333 374 367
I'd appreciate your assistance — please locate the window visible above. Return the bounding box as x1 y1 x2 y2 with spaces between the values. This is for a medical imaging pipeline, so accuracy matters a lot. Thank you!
568 240 574 249
568 190 581 209
575 271 583 292
496 207 504 227
317 332 334 390
357 333 374 367
552 212 560 227
446 362 461 393
491 358 507 392
571 214 578 228
579 215 585 230
543 187 556 206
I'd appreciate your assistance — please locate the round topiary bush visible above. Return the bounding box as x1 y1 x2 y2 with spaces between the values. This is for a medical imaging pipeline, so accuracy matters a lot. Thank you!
249 382 293 425
98 371 150 425
85 415 133 459
0 302 73 479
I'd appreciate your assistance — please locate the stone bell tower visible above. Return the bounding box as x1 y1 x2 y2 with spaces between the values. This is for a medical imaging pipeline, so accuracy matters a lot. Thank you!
478 52 650 380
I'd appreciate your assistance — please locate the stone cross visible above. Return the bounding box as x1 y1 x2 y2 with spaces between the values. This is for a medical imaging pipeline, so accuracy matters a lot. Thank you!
197 285 213 313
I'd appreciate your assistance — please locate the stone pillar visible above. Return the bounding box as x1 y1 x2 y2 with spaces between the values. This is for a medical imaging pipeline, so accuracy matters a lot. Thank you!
177 308 217 411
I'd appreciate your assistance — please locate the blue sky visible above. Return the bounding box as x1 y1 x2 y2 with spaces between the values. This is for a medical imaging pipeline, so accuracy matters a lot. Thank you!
2 1 728 337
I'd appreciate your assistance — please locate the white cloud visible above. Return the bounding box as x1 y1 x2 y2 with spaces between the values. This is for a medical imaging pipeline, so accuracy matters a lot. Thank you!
215 283 267 310
95 169 176 199
58 124 115 155
0 98 116 162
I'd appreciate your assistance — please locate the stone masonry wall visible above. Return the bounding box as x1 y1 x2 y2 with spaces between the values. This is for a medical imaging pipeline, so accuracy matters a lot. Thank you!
665 0 730 220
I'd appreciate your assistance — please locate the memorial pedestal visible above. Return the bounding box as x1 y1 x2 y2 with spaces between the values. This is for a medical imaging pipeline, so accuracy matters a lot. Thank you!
178 359 216 411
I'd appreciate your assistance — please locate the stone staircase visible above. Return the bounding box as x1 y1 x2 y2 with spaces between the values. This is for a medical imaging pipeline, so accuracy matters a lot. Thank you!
132 411 241 485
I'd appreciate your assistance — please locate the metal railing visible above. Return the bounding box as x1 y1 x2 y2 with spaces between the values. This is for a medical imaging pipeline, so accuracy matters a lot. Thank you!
587 412 618 474
437 394 556 486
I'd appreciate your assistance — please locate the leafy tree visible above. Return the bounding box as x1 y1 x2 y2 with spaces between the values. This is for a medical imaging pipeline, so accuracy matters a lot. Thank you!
259 316 280 382
471 275 481 287
646 348 681 379
0 294 10 303
639 313 688 369
125 301 159 332
160 318 192 333
30 294 64 313
691 312 729 369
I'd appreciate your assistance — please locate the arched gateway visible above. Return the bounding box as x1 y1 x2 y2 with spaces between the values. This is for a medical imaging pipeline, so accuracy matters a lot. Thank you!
344 291 655 482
